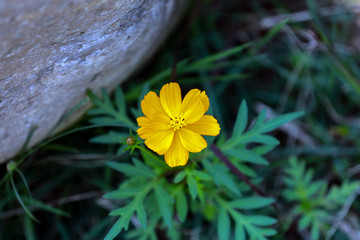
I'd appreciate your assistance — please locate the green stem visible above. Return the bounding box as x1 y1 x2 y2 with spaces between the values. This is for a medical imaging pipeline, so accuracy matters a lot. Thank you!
0 123 134 188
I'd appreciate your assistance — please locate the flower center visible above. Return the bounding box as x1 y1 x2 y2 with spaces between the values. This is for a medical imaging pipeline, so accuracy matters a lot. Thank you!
169 113 186 130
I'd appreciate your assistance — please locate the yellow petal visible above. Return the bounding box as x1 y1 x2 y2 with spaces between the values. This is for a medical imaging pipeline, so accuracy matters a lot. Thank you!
181 89 201 113
137 116 153 139
138 124 171 139
181 89 205 124
164 132 189 167
137 116 151 127
137 115 171 140
200 91 209 113
186 115 220 136
141 91 164 119
145 129 174 155
184 101 205 124
152 111 171 124
178 128 207 153
159 82 182 119
137 127 153 139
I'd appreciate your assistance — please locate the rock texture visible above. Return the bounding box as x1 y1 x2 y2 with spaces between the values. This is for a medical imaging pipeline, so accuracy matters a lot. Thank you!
0 0 186 163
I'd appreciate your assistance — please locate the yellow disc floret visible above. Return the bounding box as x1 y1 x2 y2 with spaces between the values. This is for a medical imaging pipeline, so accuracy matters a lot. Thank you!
169 113 186 130
137 82 220 167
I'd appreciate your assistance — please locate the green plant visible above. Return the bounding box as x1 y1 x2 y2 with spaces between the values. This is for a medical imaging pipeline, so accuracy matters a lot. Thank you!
282 157 360 240
86 86 303 239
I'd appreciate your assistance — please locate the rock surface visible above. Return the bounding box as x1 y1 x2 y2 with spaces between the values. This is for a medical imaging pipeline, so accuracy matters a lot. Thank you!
0 0 186 163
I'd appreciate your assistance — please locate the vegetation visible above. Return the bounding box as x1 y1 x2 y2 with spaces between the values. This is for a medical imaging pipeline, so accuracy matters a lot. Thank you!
1 0 360 239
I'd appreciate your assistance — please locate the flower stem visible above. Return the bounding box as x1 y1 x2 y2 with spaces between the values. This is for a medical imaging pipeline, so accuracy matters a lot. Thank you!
210 144 266 196
210 144 279 211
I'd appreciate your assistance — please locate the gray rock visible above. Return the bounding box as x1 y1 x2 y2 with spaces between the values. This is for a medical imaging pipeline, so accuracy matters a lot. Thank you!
0 0 186 163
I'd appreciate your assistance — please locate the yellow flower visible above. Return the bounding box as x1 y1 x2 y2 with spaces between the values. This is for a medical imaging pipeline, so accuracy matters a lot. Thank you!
137 82 220 167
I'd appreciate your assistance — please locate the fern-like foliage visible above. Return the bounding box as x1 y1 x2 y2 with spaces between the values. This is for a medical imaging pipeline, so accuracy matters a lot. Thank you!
98 96 304 240
86 87 134 127
282 157 360 239
202 100 304 240
83 44 305 239
216 196 277 240
103 159 160 240
220 100 303 178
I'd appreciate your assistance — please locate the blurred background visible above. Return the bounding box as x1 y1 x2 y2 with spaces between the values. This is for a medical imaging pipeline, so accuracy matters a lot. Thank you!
1 0 360 239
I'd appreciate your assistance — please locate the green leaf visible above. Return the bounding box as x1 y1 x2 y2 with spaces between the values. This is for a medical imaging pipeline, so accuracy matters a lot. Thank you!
233 100 248 138
104 212 133 240
252 145 276 155
176 190 188 223
133 159 156 177
225 148 268 165
247 215 277 226
90 131 127 144
115 86 126 115
86 88 134 126
83 218 113 240
10 173 39 222
140 148 169 169
136 202 147 229
258 228 277 236
235 163 257 177
88 117 124 125
250 109 267 132
103 188 141 199
86 89 103 107
231 211 274 240
217 208 230 240
174 171 186 183
241 134 280 145
27 198 70 217
235 222 245 240
261 112 304 133
109 207 126 216
203 160 240 195
154 186 173 227
192 43 251 67
310 222 320 240
106 161 155 178
24 214 35 240
192 170 212 181
15 169 32 198
230 197 274 209
187 175 198 200
101 88 113 109
298 214 311 231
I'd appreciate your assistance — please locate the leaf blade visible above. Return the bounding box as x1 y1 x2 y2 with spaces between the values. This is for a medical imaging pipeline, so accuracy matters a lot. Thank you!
261 111 304 133
217 208 231 240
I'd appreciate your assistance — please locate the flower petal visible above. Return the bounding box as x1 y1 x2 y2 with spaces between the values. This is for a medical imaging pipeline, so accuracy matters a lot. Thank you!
178 128 207 153
141 91 164 119
152 111 171 124
138 124 171 139
181 89 201 113
186 115 220 136
137 116 151 127
184 101 205 125
159 82 182 119
164 132 189 167
137 117 154 139
137 127 153 139
200 91 209 113
181 89 205 124
137 114 171 140
145 130 174 155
